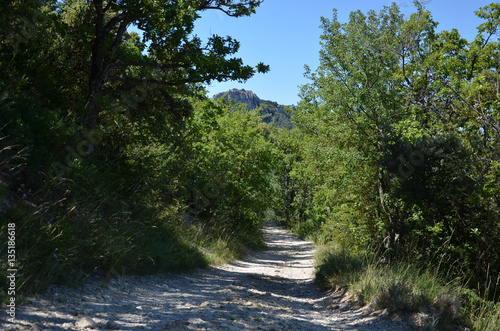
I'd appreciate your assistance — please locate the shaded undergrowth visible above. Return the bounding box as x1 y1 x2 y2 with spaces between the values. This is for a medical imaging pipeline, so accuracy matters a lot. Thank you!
0 145 265 303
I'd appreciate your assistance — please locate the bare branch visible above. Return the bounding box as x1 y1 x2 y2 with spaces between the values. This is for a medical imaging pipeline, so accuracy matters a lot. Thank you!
202 5 237 17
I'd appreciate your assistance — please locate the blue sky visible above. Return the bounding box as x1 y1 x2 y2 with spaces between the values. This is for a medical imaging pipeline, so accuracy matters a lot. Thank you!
192 0 496 106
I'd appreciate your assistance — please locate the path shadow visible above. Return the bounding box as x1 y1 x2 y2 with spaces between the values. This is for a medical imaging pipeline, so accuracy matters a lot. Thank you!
11 223 407 330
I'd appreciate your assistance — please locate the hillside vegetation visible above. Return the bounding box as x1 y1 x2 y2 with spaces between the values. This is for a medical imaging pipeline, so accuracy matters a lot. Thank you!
1 1 500 330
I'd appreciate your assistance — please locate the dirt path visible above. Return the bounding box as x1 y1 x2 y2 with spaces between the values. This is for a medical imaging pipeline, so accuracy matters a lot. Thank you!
7 222 410 330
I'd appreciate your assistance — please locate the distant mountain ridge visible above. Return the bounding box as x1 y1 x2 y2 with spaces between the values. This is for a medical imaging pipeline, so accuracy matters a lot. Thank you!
213 89 293 129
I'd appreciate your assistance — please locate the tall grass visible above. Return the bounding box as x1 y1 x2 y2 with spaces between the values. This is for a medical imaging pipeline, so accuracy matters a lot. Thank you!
314 244 364 289
182 221 263 265
461 280 500 331
313 245 496 330
1 180 209 299
350 264 462 329
469 302 500 330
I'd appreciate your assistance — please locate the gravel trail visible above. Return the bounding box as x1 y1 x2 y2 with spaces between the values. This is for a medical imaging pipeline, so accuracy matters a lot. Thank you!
5 222 411 330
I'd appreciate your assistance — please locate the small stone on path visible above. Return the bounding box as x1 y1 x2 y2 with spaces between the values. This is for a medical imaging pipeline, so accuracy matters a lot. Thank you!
75 316 97 329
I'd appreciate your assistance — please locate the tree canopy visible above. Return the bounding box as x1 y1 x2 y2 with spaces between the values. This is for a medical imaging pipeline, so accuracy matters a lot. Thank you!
286 1 500 290
2 2 500 324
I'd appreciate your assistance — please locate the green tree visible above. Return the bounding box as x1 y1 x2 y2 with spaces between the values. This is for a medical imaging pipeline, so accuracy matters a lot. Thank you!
295 3 411 248
182 97 283 231
293 1 500 290
77 0 269 128
0 0 274 297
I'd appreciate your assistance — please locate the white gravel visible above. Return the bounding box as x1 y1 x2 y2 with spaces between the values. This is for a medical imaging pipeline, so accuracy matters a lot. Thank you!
3 222 412 330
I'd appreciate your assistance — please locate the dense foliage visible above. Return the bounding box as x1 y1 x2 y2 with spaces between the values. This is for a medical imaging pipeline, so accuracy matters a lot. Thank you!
2 1 500 328
0 0 278 297
285 2 500 297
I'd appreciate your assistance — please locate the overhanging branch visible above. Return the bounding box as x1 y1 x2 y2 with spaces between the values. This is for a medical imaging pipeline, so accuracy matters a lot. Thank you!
108 76 179 86
108 71 246 87
109 61 190 71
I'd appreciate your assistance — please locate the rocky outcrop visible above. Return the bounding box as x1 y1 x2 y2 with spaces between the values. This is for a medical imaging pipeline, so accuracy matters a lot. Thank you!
213 89 262 110
213 89 293 129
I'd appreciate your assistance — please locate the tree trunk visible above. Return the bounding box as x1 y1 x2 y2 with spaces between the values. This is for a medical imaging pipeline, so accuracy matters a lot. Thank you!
298 185 308 224
378 169 398 262
284 170 296 221
85 0 107 130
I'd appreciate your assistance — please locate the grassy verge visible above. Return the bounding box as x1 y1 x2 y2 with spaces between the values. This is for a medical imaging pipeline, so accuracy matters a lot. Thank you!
0 171 265 304
185 222 265 266
0 195 264 303
461 285 500 330
314 245 500 330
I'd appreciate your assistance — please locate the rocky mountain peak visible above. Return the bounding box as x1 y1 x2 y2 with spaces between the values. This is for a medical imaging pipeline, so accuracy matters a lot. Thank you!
213 89 262 110
212 89 293 129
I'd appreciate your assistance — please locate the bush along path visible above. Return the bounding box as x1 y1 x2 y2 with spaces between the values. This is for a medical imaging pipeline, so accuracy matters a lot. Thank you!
6 223 410 330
